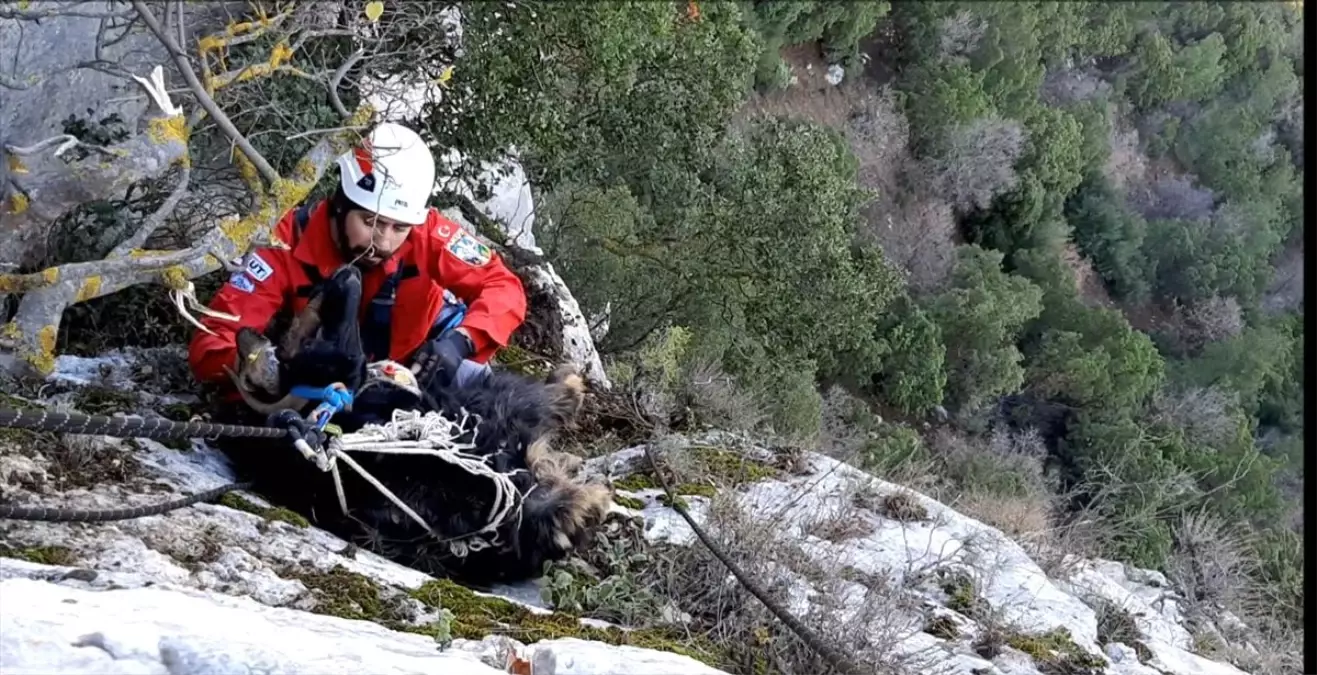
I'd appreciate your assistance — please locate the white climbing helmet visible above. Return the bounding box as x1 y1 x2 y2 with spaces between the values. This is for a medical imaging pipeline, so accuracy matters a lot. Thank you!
336 122 435 225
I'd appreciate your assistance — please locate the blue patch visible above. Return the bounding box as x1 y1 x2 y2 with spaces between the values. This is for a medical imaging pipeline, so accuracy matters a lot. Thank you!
229 272 256 294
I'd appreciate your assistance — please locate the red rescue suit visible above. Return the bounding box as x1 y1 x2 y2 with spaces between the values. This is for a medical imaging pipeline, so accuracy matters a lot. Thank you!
187 200 527 391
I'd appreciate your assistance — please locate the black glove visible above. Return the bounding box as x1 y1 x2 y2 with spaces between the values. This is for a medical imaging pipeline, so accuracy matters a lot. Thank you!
268 409 326 451
411 330 474 395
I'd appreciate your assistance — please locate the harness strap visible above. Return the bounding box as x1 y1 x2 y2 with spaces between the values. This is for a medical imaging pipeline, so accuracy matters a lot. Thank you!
361 264 408 362
292 205 324 293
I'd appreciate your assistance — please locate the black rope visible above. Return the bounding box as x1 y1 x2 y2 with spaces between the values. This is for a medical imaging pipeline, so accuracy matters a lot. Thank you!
0 407 288 441
0 406 285 524
642 445 865 675
0 482 255 523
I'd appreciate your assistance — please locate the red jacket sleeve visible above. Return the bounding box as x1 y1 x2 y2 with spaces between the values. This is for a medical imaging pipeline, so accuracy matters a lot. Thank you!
425 213 527 358
187 215 297 385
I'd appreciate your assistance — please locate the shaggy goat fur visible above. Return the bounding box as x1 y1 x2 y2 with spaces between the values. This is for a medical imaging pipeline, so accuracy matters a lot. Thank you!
211 265 611 586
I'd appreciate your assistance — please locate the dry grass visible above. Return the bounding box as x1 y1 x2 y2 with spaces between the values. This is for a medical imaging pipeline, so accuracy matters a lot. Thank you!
1103 118 1147 194
881 490 930 523
678 357 769 434
1165 510 1261 618
737 52 960 296
648 490 947 675
951 489 1052 541
1217 626 1304 675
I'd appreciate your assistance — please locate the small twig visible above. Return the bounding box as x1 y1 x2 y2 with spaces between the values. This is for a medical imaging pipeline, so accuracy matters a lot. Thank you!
110 166 192 258
284 125 372 142
130 0 282 187
328 49 366 120
4 134 115 159
207 64 317 90
174 0 186 54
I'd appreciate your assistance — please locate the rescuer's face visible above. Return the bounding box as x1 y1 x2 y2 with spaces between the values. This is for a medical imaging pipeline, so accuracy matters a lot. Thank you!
343 209 412 267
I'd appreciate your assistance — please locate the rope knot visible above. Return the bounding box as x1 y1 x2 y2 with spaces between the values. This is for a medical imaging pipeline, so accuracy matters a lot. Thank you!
312 408 524 558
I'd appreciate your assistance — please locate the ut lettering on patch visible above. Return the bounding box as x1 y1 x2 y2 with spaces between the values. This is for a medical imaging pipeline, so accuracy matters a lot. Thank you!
243 251 274 281
446 231 492 267
229 272 256 294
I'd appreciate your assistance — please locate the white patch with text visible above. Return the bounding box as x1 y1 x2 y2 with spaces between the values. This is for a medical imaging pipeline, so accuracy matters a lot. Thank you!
243 252 274 282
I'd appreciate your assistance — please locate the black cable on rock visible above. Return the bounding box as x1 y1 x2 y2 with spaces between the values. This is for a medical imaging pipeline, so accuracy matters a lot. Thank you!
641 445 866 675
0 481 254 523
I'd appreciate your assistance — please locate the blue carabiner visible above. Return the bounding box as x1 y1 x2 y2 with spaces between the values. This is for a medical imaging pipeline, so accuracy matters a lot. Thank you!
290 384 356 431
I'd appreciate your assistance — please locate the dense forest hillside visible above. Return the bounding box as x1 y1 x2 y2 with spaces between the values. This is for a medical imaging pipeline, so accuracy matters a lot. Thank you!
424 1 1306 666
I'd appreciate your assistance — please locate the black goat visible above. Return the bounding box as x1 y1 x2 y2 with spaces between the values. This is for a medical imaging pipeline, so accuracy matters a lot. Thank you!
211 265 612 586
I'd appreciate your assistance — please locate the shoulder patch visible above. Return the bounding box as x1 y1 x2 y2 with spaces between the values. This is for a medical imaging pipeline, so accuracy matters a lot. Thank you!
446 231 492 267
243 251 274 282
229 272 256 294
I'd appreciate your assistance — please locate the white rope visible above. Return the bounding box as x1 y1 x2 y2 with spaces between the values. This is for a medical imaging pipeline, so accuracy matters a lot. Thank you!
306 408 527 557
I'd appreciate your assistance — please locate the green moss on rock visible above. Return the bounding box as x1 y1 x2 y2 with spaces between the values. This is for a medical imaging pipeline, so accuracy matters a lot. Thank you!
658 493 688 509
283 562 735 669
613 473 658 492
688 445 778 484
614 445 780 498
1006 628 1106 675
612 494 645 510
410 578 728 668
496 344 553 377
73 386 140 416
219 493 310 528
0 544 78 566
293 565 387 621
288 565 453 644
942 573 975 612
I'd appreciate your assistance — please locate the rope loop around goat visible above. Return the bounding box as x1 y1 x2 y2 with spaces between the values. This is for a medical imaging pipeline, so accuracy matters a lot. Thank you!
306 408 527 557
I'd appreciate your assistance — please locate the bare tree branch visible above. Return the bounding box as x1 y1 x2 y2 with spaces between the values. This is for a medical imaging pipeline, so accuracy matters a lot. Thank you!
0 0 471 376
129 0 282 186
0 2 133 21
0 118 364 376
0 60 130 90
328 49 366 120
1 66 189 271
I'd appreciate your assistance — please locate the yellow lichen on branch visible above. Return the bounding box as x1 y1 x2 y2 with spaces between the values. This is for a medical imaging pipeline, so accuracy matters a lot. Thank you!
147 114 191 163
128 248 178 258
5 193 29 215
27 325 58 375
75 276 103 303
233 150 264 194
1 266 61 293
159 265 190 291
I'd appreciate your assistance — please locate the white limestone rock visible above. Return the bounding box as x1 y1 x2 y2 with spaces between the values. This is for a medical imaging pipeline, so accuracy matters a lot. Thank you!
0 575 503 675
591 436 1253 675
